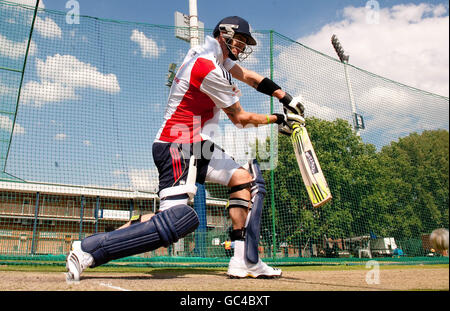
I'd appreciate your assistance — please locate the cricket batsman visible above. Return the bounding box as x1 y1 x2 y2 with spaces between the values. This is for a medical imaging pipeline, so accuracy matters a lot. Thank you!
66 16 304 281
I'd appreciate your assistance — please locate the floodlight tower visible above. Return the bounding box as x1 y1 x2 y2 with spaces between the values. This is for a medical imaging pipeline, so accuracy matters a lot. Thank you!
174 1 204 47
189 0 200 47
169 0 204 88
331 35 365 136
171 0 207 257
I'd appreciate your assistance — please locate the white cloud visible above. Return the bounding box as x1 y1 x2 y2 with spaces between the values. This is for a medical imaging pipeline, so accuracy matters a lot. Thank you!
54 133 67 140
127 168 159 192
274 41 350 123
299 3 449 97
240 32 265 68
130 29 163 59
0 80 16 97
113 170 125 176
359 85 448 134
0 34 36 60
83 140 92 146
272 3 449 149
21 54 120 106
0 116 25 135
110 168 158 192
35 16 62 39
6 1 61 39
21 80 77 107
36 54 120 93
7 0 45 9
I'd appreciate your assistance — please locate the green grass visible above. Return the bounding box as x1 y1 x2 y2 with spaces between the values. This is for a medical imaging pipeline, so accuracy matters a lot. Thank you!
0 263 447 274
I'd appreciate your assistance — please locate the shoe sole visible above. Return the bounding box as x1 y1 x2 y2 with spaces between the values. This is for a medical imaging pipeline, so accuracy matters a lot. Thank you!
65 271 76 282
65 266 78 282
227 272 282 279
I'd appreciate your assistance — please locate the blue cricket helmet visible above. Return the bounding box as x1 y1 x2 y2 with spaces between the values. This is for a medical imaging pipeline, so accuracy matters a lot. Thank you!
213 16 257 46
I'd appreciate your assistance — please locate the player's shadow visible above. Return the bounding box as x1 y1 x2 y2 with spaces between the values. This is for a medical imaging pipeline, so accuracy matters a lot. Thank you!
146 268 226 279
279 275 391 291
79 268 226 281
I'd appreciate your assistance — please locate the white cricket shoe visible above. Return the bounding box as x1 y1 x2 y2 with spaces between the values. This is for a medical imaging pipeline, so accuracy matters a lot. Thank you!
65 241 94 282
227 256 282 279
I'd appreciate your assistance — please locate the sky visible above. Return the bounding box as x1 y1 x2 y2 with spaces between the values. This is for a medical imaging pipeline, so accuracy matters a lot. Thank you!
37 0 448 38
17 0 450 97
0 0 449 190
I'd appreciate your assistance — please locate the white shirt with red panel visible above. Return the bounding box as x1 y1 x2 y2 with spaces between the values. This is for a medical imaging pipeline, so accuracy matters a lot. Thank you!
155 36 240 144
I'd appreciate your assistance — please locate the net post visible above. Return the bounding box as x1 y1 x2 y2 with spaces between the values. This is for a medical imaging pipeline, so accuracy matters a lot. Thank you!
194 183 207 257
269 30 278 260
3 0 41 172
31 192 40 255
79 196 85 240
95 196 100 233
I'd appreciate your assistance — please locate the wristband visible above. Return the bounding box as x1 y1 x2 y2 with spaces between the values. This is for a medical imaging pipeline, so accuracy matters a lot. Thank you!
266 115 271 124
256 77 281 96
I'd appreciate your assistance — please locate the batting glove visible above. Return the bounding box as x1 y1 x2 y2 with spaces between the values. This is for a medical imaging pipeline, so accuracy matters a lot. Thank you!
273 112 305 136
280 94 305 117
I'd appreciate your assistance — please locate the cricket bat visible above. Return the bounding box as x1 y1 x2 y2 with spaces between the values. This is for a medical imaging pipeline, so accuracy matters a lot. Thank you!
290 123 332 207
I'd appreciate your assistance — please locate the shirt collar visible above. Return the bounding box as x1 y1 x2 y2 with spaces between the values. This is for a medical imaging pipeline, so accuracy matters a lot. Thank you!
203 35 225 64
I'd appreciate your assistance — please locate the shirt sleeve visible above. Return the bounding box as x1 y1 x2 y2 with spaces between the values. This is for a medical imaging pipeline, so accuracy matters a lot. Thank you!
200 67 240 109
223 58 236 71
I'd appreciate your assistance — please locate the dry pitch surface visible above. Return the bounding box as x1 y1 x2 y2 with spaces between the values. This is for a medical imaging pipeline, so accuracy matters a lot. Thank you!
0 264 448 291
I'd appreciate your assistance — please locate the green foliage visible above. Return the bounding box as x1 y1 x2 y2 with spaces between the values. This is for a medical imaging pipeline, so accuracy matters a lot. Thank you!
258 118 449 250
204 117 448 256
371 130 449 238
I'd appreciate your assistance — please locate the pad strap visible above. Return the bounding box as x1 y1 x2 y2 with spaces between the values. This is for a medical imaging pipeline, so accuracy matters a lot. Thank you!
159 184 197 200
230 228 246 241
227 198 249 210
229 182 253 194
159 155 198 202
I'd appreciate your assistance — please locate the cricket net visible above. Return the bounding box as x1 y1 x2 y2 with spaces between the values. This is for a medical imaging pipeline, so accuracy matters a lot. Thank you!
0 1 448 266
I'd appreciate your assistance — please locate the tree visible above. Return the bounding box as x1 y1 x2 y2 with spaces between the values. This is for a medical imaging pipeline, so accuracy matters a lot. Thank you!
205 118 449 255
260 117 380 249
260 120 449 250
367 130 449 239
